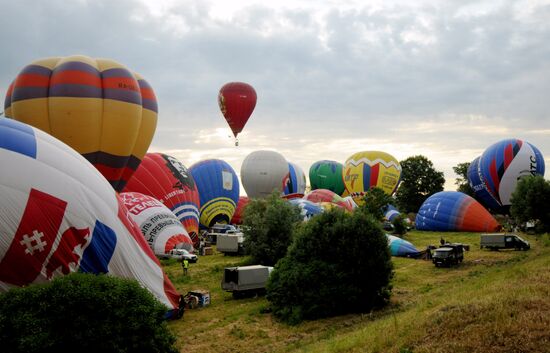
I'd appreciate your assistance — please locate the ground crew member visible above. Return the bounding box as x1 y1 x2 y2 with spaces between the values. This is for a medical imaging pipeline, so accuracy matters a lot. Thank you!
182 259 189 275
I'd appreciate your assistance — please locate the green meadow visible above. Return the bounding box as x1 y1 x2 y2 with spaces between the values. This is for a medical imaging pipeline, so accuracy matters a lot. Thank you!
163 231 550 353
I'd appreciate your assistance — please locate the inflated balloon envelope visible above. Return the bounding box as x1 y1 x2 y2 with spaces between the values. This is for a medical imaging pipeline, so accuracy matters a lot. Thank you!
0 118 181 318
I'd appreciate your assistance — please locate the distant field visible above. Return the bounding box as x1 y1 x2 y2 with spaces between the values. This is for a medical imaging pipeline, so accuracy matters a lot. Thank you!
163 231 550 353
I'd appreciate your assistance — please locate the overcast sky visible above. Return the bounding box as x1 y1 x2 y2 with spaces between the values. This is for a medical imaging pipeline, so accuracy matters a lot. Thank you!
1 0 549 192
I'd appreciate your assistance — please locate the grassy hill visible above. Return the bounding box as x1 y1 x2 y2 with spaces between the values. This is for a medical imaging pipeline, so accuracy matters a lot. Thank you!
163 231 550 353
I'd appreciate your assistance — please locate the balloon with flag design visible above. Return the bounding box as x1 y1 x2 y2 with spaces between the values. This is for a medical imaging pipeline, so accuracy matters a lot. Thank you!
123 153 201 248
415 191 501 232
288 199 324 221
343 151 401 205
120 192 194 254
4 55 157 192
0 118 181 318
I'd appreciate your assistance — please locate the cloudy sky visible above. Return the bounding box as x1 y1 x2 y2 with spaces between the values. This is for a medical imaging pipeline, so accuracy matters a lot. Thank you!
1 0 549 192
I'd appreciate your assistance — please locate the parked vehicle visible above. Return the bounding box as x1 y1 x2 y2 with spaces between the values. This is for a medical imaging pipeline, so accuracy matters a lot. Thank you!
216 233 245 255
480 233 530 251
158 248 198 263
207 223 240 244
432 243 464 267
221 265 273 298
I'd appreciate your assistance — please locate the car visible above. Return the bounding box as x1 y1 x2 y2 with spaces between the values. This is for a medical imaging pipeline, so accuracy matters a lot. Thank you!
158 248 198 263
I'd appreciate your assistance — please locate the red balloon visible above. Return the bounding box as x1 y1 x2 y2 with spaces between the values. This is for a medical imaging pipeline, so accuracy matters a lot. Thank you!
218 82 257 138
231 196 250 225
122 153 201 247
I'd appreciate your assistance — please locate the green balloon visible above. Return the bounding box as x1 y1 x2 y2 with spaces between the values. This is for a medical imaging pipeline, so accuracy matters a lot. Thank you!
309 160 346 196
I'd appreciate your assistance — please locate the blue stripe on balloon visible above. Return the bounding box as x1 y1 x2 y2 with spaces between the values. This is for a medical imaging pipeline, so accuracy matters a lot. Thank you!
0 118 37 159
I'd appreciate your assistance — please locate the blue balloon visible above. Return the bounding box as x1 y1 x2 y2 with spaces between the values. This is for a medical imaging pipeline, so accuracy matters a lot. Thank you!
189 159 239 228
416 191 500 232
386 234 420 257
283 162 306 195
467 156 501 211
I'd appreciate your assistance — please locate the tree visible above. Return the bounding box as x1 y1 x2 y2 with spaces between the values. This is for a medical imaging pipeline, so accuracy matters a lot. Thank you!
510 176 550 233
266 208 394 325
452 162 475 197
242 192 302 266
0 273 178 353
395 155 445 213
360 186 395 220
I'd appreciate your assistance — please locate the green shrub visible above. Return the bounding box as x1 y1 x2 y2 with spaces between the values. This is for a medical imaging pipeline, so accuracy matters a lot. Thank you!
266 208 394 324
243 192 302 266
0 273 178 353
392 216 408 236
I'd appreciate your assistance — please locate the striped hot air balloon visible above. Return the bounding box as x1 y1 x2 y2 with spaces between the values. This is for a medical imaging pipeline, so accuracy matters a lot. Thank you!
4 55 157 191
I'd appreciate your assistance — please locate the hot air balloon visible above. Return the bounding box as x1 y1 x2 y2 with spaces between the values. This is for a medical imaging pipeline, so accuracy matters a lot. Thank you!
386 234 420 257
288 199 324 221
231 196 250 225
241 150 288 199
283 162 307 196
303 189 354 212
119 192 194 254
0 118 181 317
415 191 501 232
218 82 256 145
309 160 346 195
189 159 240 228
383 204 401 222
343 151 401 205
4 55 157 192
123 153 201 247
469 139 545 213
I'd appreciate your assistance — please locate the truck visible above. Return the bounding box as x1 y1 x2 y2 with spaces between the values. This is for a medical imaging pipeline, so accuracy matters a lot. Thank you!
216 233 245 255
480 233 530 251
221 265 273 298
158 248 198 262
432 243 464 267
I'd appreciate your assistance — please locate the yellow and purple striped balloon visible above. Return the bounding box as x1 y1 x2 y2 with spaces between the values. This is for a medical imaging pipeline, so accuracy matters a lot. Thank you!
4 55 157 191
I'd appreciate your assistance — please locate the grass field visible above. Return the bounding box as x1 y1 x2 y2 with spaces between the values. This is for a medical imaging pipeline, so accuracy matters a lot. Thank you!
162 231 550 353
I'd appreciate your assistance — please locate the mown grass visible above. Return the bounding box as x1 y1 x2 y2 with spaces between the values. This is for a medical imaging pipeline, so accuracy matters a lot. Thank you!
164 231 550 353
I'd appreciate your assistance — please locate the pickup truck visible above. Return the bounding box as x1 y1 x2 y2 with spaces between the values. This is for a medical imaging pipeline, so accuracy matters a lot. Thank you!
480 233 530 251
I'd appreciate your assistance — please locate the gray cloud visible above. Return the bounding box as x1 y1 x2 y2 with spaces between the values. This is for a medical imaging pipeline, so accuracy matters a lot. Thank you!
1 0 549 190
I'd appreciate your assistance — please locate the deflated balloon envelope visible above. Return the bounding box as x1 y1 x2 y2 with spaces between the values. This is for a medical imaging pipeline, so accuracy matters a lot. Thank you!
120 192 194 254
415 191 501 232
0 118 180 317
123 152 201 247
4 55 158 192
303 189 354 212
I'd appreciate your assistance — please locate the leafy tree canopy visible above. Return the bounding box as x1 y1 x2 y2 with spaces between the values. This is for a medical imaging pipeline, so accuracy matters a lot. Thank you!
266 208 394 325
510 175 550 233
395 155 445 213
452 162 475 197
242 192 302 266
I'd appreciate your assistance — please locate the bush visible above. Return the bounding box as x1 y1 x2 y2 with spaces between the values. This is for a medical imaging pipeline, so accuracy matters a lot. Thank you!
243 192 302 266
0 273 178 353
392 216 408 236
266 208 394 324
510 176 550 234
